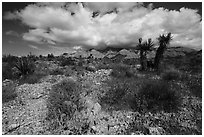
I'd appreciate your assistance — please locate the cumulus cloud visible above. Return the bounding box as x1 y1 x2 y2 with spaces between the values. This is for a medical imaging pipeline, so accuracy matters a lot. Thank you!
5 30 19 37
4 2 202 50
28 44 40 50
84 2 143 13
3 11 19 20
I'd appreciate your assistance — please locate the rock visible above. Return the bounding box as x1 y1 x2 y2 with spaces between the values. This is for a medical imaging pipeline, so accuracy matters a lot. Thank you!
3 79 14 88
136 64 141 69
86 65 96 72
67 76 77 82
85 98 95 110
149 127 165 135
8 123 21 131
63 101 72 106
91 125 97 131
131 131 144 135
92 102 101 115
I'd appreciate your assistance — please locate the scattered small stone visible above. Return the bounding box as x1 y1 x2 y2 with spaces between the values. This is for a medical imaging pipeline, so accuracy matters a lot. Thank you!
149 127 165 135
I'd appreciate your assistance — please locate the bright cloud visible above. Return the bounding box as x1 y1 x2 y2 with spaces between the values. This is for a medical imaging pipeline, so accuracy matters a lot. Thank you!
84 2 143 13
4 2 202 50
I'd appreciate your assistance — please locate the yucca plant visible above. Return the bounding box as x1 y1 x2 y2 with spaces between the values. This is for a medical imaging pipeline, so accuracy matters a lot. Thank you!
154 33 173 70
14 57 35 76
137 38 154 70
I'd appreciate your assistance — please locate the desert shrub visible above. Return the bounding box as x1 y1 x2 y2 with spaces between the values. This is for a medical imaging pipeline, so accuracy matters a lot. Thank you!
100 78 138 108
14 57 35 76
50 68 64 75
35 61 49 71
179 73 202 98
47 53 55 61
2 55 20 80
3 56 36 81
59 57 76 67
2 54 17 63
161 68 181 81
19 71 47 84
64 67 75 77
101 84 127 105
111 64 134 78
2 81 17 103
2 62 16 80
96 62 111 70
47 79 82 128
131 80 181 112
188 76 202 98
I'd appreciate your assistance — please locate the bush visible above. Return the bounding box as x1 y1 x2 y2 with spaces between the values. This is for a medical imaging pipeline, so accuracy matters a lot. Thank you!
2 55 20 80
96 63 111 70
2 80 17 103
111 64 134 78
161 68 181 81
2 62 16 80
47 78 82 128
188 76 202 98
64 67 75 77
19 72 46 84
99 78 139 110
131 80 181 112
101 82 127 105
50 68 64 75
14 57 35 76
59 57 76 67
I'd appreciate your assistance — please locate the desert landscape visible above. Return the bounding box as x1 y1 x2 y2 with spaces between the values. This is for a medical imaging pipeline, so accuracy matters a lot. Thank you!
2 2 202 135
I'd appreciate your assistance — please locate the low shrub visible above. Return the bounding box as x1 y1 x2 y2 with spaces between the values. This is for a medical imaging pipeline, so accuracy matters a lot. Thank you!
19 71 47 84
2 81 17 103
64 67 75 77
47 78 82 129
2 62 16 80
59 57 76 67
188 76 202 98
111 64 134 78
96 63 111 70
14 57 35 76
101 83 128 105
161 68 181 81
50 68 64 75
131 80 181 112
35 61 49 72
99 78 140 110
179 73 201 98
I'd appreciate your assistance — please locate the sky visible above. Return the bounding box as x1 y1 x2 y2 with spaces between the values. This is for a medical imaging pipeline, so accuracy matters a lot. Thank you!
2 2 202 56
